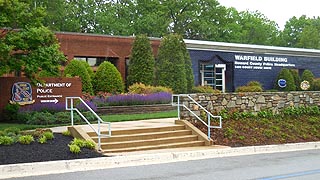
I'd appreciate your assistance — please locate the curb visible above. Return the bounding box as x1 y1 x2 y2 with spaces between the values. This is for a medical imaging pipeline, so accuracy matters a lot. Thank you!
1 141 319 179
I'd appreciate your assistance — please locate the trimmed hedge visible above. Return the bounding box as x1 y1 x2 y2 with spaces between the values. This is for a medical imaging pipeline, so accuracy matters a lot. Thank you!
93 61 124 94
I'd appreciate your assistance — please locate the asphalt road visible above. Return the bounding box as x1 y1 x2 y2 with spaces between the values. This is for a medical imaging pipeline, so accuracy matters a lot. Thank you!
7 149 320 180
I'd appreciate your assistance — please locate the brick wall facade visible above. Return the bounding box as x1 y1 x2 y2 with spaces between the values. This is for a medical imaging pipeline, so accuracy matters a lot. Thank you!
56 32 161 80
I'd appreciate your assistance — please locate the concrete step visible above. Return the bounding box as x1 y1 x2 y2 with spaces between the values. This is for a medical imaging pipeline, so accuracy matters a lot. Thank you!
87 125 186 136
91 129 193 143
102 141 205 153
100 135 199 149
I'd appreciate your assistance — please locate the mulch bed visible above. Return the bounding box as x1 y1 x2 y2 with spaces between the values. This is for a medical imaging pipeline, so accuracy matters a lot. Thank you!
0 133 105 165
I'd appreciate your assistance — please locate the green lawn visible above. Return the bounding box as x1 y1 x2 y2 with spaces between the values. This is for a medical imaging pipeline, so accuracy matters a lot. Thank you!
101 110 177 122
0 110 178 131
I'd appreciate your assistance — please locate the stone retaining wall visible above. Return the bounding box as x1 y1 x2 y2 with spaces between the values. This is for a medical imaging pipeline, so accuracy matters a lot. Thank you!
180 92 320 119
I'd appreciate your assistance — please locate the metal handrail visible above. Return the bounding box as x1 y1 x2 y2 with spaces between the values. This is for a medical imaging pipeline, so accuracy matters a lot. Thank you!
65 97 111 151
172 94 222 140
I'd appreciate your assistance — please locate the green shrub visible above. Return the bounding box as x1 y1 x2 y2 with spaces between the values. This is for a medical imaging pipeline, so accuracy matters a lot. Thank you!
3 127 20 136
18 135 34 145
2 103 20 122
312 78 320 91
38 135 47 144
27 112 55 125
54 111 81 124
236 85 263 92
62 130 71 136
93 61 124 94
64 60 93 94
290 69 301 90
236 81 263 92
128 83 173 94
38 70 60 78
79 60 94 79
0 136 14 145
84 140 96 149
42 131 54 140
31 128 53 137
191 86 221 93
301 70 315 90
127 34 155 87
274 68 296 91
70 138 86 148
69 144 81 154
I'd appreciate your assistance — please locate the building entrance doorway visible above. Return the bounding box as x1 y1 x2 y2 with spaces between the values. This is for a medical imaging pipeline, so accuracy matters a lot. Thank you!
200 63 226 92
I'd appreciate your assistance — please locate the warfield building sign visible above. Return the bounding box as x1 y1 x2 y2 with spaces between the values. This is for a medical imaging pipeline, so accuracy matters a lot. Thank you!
0 77 82 111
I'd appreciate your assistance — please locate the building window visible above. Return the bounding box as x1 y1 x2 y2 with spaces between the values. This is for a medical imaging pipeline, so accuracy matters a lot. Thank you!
74 56 107 67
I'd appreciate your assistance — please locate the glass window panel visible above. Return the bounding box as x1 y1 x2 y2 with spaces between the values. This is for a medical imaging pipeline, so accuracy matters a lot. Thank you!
216 80 223 84
215 68 222 73
87 58 97 66
216 75 222 79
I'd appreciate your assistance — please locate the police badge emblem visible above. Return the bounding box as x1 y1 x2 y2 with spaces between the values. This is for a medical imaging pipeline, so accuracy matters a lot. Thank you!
10 82 35 105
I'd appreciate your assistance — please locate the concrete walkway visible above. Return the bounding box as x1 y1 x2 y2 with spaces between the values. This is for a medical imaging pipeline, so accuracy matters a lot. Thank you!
50 118 179 133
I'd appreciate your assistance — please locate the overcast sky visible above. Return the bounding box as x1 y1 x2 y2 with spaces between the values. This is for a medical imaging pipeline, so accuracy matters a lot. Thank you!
218 0 320 29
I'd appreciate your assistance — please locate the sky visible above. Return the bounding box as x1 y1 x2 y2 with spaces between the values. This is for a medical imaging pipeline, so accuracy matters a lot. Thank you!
218 0 320 29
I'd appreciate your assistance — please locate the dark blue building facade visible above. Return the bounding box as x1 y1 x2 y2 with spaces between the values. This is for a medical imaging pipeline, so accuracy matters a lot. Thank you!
186 41 320 92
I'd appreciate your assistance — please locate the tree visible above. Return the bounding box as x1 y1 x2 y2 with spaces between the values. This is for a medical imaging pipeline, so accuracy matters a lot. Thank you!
274 68 296 91
290 69 301 91
93 61 124 94
127 34 155 87
179 36 194 92
64 60 93 94
155 34 187 93
0 0 65 82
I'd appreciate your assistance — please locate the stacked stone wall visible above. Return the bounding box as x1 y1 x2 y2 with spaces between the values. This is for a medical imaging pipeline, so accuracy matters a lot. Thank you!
180 92 320 120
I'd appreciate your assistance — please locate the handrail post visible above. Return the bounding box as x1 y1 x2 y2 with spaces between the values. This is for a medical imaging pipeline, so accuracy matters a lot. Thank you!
177 95 180 120
71 98 74 126
98 116 101 150
207 113 211 140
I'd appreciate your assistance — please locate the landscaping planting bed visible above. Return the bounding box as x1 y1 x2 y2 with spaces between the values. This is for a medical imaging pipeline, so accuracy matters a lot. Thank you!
0 133 105 165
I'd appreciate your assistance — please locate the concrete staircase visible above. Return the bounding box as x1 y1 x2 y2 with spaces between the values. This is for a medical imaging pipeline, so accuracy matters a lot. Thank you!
68 119 212 154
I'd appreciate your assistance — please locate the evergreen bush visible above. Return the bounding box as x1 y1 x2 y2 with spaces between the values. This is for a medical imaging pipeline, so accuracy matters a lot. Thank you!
312 78 320 90
155 34 188 93
93 61 124 94
128 83 173 94
290 69 301 90
274 68 296 91
64 60 93 94
127 34 155 87
191 86 221 93
301 69 315 90
79 61 94 79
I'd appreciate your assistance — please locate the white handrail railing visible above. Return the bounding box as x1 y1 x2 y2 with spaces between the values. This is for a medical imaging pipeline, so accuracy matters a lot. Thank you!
172 94 222 140
65 97 111 150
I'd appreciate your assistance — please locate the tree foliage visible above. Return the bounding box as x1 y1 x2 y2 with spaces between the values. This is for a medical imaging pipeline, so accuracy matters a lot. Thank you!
127 34 155 87
93 61 124 94
0 0 65 82
155 34 187 93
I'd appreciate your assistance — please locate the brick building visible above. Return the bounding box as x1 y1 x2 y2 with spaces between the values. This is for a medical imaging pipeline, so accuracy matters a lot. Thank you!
56 32 161 81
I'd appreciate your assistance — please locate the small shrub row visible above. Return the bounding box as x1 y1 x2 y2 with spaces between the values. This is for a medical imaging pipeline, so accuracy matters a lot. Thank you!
68 138 95 154
191 86 221 94
236 81 263 92
128 83 173 94
0 128 54 145
217 106 320 120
